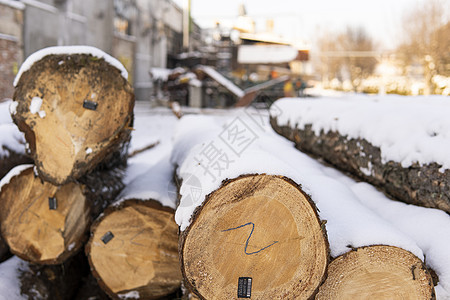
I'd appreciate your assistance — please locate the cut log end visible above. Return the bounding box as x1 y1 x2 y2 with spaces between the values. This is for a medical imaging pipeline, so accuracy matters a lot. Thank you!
316 245 436 300
87 199 182 299
13 53 134 185
180 174 329 299
0 167 90 264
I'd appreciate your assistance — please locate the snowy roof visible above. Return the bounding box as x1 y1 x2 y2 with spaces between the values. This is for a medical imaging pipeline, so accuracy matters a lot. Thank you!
0 0 25 10
197 65 244 98
238 45 298 64
14 46 128 87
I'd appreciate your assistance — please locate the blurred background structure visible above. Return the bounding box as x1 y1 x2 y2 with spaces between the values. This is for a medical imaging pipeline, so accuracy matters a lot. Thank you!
0 0 449 106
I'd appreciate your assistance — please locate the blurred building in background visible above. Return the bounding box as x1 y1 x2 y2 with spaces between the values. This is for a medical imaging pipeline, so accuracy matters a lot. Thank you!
0 0 202 101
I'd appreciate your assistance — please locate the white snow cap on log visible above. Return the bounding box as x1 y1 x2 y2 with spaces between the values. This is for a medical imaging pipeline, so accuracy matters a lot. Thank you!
116 155 177 209
0 164 33 193
0 256 28 300
14 45 128 87
170 114 423 260
272 95 450 171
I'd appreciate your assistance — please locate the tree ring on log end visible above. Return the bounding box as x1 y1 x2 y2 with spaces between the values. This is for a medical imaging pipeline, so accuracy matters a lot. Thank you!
316 245 436 300
0 167 90 264
181 174 329 299
12 53 134 185
87 199 182 299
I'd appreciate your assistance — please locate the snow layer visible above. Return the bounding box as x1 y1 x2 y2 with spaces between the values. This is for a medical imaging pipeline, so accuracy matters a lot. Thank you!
14 45 128 86
272 95 450 170
0 124 27 158
197 65 244 98
171 113 423 259
0 164 33 193
29 97 43 114
117 155 177 209
0 100 13 124
0 0 25 10
0 256 28 300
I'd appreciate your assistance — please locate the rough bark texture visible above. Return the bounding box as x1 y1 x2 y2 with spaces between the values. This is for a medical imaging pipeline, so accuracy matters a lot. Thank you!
271 117 450 213
316 245 435 299
86 199 182 300
179 174 329 300
12 53 134 185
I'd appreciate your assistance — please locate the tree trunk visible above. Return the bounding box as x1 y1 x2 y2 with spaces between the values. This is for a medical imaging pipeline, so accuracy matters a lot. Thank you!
0 254 84 299
86 199 181 300
12 52 134 185
179 174 329 300
0 164 125 265
316 245 435 299
270 118 450 214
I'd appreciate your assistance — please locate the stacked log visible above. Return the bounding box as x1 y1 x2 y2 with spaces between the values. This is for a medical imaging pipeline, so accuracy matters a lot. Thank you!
0 254 85 300
86 157 182 299
11 46 134 185
316 245 435 299
270 97 450 213
172 115 438 299
0 46 134 298
172 116 329 299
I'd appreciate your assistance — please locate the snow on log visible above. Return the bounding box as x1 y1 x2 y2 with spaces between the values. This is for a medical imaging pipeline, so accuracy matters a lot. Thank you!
172 115 329 299
86 156 181 299
171 113 441 298
0 165 90 264
0 236 8 263
316 245 435 299
0 255 84 299
0 100 32 179
12 46 134 185
270 96 450 213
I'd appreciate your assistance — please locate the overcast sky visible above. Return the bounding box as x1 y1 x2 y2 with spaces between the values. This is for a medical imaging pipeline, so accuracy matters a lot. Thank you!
173 0 441 50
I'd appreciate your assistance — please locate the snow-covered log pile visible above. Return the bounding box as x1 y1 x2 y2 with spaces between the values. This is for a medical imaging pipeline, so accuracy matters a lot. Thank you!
0 46 134 270
86 155 182 299
270 95 450 213
171 113 445 299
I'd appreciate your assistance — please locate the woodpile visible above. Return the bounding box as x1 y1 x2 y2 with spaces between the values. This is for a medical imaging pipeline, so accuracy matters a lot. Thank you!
172 115 439 299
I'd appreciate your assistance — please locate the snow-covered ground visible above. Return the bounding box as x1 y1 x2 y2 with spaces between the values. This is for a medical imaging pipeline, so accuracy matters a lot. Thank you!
0 97 449 298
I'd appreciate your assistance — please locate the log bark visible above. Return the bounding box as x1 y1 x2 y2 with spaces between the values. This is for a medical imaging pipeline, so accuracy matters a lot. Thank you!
0 254 84 299
316 245 436 299
270 117 450 213
86 199 181 300
12 52 134 185
179 174 329 300
0 164 125 265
